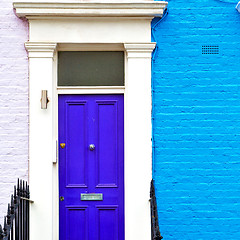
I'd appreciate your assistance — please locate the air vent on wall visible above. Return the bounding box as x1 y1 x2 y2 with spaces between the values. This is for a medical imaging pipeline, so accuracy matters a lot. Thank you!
202 45 219 54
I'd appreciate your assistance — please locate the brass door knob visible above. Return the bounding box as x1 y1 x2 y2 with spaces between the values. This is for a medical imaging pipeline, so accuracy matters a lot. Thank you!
89 144 95 151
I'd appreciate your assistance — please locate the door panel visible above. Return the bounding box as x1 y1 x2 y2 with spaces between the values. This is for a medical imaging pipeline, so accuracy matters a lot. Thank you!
97 206 119 240
97 101 118 187
59 95 124 240
66 206 88 240
66 101 87 188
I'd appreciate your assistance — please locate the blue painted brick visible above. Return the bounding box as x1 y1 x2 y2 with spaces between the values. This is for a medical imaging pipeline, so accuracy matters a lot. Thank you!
152 0 240 239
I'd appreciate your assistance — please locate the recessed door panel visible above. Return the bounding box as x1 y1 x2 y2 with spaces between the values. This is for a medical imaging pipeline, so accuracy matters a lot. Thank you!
59 95 124 240
96 206 119 240
97 101 118 187
66 206 88 240
66 101 87 187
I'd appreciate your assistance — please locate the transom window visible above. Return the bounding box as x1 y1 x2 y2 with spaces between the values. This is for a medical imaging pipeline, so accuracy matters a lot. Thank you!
58 51 124 86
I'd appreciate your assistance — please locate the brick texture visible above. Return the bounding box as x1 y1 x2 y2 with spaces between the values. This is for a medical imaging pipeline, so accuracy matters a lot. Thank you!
0 0 28 225
152 0 240 239
1 0 240 237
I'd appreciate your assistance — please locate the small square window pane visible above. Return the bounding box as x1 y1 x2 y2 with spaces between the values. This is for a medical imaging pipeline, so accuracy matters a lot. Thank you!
58 51 124 86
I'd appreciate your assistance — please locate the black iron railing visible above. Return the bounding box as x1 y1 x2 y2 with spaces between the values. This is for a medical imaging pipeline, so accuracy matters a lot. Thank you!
150 179 163 240
0 179 32 240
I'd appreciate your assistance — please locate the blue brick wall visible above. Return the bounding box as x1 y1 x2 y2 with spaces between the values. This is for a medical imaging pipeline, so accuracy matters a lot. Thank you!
152 0 240 239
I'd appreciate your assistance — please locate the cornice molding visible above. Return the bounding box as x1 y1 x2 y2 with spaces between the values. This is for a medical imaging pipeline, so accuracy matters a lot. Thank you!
25 42 57 58
13 1 168 18
124 43 156 58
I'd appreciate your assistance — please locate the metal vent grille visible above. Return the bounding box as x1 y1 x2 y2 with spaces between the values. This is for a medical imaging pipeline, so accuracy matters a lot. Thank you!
202 45 219 54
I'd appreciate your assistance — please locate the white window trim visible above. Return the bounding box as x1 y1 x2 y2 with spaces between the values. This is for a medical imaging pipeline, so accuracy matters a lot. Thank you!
13 2 168 240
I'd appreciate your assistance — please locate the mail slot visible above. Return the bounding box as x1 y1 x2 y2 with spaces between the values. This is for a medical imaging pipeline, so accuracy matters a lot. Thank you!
81 193 103 201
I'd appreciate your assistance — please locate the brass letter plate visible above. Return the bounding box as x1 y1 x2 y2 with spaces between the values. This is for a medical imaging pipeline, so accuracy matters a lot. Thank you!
81 193 103 201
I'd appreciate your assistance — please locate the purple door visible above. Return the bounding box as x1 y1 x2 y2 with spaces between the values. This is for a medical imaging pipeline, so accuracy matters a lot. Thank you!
59 94 124 240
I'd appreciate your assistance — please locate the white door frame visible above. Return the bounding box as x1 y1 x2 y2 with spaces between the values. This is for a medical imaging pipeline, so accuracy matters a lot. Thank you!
13 2 168 240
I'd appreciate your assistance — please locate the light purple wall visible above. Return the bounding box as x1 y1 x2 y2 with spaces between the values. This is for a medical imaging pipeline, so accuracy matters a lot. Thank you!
0 0 28 225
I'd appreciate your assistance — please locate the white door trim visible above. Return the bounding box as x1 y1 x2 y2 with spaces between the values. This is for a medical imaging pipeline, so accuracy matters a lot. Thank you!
25 41 155 240
57 86 125 95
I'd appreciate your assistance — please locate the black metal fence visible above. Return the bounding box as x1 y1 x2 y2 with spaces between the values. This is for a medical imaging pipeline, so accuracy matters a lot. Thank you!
0 179 31 240
150 179 163 240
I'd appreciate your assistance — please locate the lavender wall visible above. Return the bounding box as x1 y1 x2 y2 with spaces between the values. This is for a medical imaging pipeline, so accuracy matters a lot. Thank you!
0 0 28 225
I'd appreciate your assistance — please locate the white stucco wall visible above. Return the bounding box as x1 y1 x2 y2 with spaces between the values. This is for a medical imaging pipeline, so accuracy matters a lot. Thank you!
0 0 28 225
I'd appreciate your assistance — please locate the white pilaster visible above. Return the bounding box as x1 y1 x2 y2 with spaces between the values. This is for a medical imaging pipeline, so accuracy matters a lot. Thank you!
124 43 156 240
25 42 57 240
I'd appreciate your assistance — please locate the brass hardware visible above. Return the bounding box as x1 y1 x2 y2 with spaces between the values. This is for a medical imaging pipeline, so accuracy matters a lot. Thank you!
60 196 64 201
81 193 103 201
89 144 95 151
60 143 66 149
